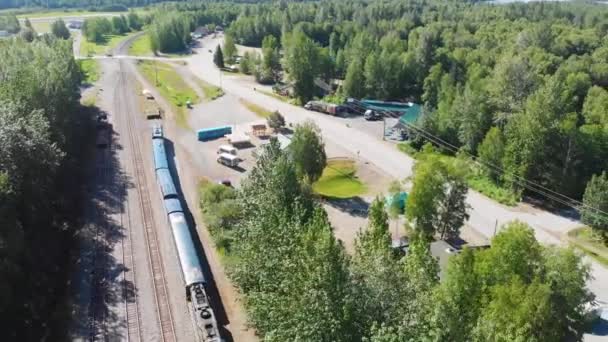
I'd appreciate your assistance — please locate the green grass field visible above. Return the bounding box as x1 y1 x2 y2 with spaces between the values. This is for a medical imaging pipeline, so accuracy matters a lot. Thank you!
128 32 153 56
136 60 199 128
239 99 272 118
78 59 99 84
80 31 139 56
16 10 126 19
195 78 224 101
568 226 608 266
313 159 367 199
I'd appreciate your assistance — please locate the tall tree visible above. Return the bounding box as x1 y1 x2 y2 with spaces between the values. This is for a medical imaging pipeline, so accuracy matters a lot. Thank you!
343 58 365 99
581 171 608 236
261 35 281 83
288 120 327 182
51 19 70 40
406 150 469 240
283 30 319 103
213 45 225 68
223 34 237 64
477 127 505 182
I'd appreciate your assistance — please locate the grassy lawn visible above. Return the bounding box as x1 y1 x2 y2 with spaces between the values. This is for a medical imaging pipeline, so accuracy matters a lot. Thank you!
128 32 153 56
136 60 199 128
80 31 138 56
78 59 99 84
313 159 367 199
467 175 519 206
195 78 224 101
257 88 294 104
239 98 272 118
568 226 608 266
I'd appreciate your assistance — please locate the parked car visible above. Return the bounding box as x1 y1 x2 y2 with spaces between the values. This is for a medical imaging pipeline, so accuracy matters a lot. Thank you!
217 179 232 187
364 109 382 121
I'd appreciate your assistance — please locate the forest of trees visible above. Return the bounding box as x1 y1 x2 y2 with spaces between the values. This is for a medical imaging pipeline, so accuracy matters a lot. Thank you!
217 0 608 205
134 0 608 231
200 127 593 341
0 35 90 340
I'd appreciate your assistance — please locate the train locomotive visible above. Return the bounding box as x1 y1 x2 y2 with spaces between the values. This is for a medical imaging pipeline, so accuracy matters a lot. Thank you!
152 125 222 342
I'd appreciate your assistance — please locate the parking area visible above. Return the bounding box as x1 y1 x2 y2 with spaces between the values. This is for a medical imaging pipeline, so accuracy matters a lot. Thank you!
170 92 402 249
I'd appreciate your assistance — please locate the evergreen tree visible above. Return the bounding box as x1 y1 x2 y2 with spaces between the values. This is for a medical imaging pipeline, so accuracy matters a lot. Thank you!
214 45 225 69
284 30 319 103
581 172 608 236
51 19 70 40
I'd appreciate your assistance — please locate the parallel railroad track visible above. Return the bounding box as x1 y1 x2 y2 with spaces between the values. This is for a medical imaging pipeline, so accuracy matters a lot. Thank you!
88 129 113 341
116 60 177 342
121 179 143 341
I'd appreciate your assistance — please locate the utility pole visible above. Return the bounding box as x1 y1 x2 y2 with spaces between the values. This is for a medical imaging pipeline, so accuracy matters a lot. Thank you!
219 68 223 89
382 117 386 141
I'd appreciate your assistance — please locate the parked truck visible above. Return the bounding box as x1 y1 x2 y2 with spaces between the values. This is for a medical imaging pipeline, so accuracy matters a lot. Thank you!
304 101 345 116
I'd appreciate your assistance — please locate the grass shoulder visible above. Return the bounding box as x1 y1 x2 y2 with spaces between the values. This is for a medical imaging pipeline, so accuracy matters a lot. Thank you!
239 98 272 118
568 226 608 266
136 60 199 128
313 159 367 199
396 142 519 206
78 59 100 85
195 78 224 101
256 88 295 104
80 31 140 56
128 32 153 56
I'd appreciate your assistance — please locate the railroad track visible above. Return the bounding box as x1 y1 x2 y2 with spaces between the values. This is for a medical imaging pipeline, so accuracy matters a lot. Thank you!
88 138 109 341
117 60 177 342
121 180 142 341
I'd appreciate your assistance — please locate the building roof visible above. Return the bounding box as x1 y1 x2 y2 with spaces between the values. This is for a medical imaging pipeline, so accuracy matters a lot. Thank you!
399 103 422 124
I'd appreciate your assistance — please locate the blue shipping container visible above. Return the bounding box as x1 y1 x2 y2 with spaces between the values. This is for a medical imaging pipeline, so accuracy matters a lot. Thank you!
197 126 232 141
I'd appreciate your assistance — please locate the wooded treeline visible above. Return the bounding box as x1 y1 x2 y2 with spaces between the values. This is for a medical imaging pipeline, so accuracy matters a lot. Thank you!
219 0 608 203
200 129 593 342
0 36 89 339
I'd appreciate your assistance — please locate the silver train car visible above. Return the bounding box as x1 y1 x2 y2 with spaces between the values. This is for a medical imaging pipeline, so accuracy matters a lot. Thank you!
152 125 222 342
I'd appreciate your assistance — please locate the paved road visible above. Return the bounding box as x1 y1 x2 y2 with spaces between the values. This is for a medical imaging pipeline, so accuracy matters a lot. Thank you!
185 35 608 308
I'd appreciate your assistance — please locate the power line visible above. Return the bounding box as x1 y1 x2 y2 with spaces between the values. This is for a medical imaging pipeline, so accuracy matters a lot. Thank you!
345 99 608 220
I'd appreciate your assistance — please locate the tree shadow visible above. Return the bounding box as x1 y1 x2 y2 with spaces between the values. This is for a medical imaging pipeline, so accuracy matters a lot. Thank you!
323 196 370 218
71 119 138 341
164 138 233 339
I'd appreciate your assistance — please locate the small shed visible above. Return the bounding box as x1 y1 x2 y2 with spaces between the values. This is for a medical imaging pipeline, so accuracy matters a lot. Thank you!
251 124 267 137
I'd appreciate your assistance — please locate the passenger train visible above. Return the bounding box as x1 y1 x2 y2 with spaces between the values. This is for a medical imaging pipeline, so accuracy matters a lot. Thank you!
152 125 222 342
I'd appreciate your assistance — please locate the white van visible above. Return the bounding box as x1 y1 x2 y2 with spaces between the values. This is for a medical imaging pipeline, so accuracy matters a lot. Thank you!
217 144 237 155
217 153 240 167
